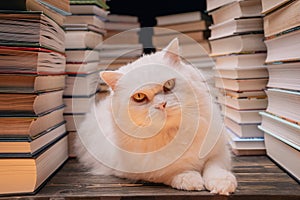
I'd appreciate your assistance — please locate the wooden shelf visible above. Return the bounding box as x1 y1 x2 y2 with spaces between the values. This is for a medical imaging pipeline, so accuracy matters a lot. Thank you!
4 156 300 200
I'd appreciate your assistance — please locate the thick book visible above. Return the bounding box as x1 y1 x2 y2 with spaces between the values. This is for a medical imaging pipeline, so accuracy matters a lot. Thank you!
224 117 263 138
215 77 268 91
209 0 262 25
0 90 64 116
219 95 268 110
0 122 66 155
263 0 300 37
209 17 263 40
64 72 100 96
0 107 64 138
265 28 300 63
153 31 207 48
107 14 138 23
215 68 268 79
226 128 265 156
263 130 300 182
70 0 109 10
0 46 66 74
0 74 65 93
267 62 300 91
65 30 103 50
261 0 292 14
259 112 300 147
221 89 266 98
104 21 140 31
224 106 263 124
0 135 68 195
266 88 300 123
0 11 65 53
66 49 99 62
64 15 105 30
210 34 266 56
156 11 208 26
63 94 95 114
215 53 266 69
154 21 207 35
206 0 236 12
66 61 99 74
70 4 109 17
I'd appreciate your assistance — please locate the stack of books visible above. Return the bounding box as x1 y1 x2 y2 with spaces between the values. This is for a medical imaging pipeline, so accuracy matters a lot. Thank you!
207 0 268 155
99 14 142 70
0 5 68 195
63 0 109 157
258 0 300 182
153 11 214 75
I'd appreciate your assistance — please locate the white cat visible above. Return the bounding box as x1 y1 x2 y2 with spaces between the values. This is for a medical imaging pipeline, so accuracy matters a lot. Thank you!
75 38 237 195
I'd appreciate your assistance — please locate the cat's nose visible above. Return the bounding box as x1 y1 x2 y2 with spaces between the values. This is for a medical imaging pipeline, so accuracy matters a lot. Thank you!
155 101 167 110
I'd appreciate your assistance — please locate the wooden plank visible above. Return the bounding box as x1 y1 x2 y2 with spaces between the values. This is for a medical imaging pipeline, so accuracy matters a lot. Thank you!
2 156 300 200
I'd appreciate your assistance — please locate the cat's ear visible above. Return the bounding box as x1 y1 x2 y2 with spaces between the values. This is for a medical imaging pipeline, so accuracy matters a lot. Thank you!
163 38 181 64
100 71 123 90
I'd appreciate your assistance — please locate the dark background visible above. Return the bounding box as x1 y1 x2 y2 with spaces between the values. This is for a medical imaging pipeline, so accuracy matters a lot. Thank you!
106 0 208 53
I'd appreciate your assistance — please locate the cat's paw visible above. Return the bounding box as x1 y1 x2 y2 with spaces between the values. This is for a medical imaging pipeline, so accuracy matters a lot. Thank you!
171 171 205 191
204 169 237 195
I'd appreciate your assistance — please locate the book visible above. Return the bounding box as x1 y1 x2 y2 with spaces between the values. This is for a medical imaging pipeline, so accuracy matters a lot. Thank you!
66 49 99 62
0 122 66 155
209 17 263 40
103 30 140 45
154 21 207 35
64 114 85 131
64 15 105 30
63 94 95 114
156 11 208 26
209 0 262 25
106 14 138 23
98 44 143 58
65 31 103 50
206 0 236 12
64 72 100 96
0 135 68 195
259 112 300 147
0 11 65 53
224 106 263 123
265 28 300 63
261 0 292 14
224 117 263 138
215 53 267 69
215 68 268 79
0 90 64 116
153 31 208 48
66 61 99 74
25 0 66 26
267 62 300 91
266 89 300 123
210 34 266 56
64 23 106 35
263 130 300 182
0 74 65 93
0 46 66 74
70 4 109 17
0 107 64 138
104 21 140 31
221 95 268 110
215 78 268 91
221 89 266 98
263 0 300 37
38 0 71 13
226 128 265 155
70 0 109 10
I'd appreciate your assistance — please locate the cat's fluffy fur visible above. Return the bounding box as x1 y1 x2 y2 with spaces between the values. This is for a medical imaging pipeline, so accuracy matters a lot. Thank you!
75 39 237 195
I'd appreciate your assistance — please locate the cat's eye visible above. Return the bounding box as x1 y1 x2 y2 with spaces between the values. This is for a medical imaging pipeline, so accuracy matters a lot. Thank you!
163 79 175 92
132 93 147 103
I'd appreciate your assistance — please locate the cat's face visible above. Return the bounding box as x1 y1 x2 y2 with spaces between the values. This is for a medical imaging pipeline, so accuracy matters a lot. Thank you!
100 39 200 139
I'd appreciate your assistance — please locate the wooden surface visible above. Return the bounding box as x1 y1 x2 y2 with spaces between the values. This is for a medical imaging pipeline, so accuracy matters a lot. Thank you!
3 156 300 200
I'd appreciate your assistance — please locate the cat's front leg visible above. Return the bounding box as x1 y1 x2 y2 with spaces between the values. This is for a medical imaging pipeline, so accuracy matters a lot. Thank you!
203 159 237 195
170 171 205 191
